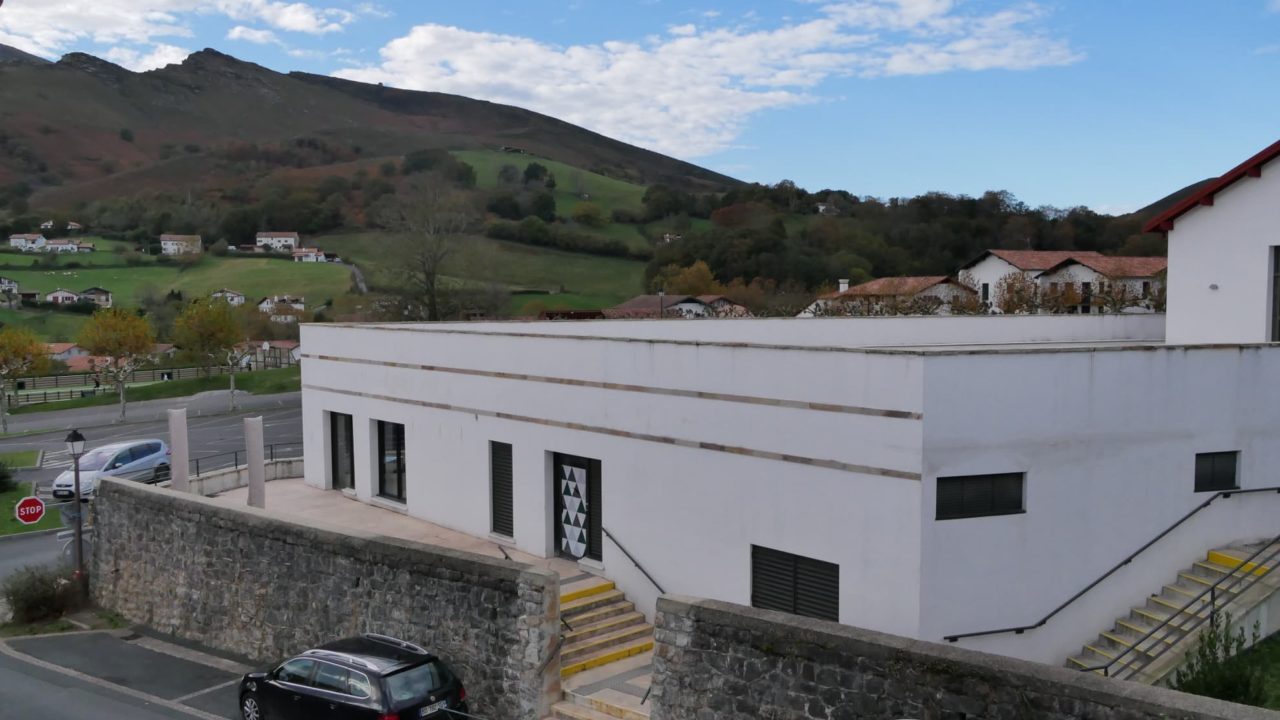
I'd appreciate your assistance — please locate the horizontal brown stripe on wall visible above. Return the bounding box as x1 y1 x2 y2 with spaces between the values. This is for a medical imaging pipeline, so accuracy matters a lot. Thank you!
303 383 922 482
302 354 922 421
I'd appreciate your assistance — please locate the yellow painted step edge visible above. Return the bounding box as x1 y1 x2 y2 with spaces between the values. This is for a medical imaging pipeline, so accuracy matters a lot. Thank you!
564 614 645 643
562 590 624 612
561 580 616 604
560 640 655 678
563 626 652 656
1208 550 1272 577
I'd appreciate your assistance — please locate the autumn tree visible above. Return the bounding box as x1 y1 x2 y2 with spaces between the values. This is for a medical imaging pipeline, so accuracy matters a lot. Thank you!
0 327 49 433
173 300 252 410
995 271 1042 314
571 201 607 228
78 308 155 421
375 176 480 321
1042 282 1083 314
653 261 726 296
948 272 986 315
1093 279 1144 314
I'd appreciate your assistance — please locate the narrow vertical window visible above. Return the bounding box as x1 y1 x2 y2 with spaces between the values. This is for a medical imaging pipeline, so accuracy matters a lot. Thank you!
490 441 514 537
376 420 405 501
1271 247 1280 342
329 412 354 490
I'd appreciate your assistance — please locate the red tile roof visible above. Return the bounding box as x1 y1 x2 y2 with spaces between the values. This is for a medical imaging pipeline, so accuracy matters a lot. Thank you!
981 249 1105 271
257 231 300 239
827 276 971 299
1041 256 1168 279
45 343 79 354
1145 138 1280 233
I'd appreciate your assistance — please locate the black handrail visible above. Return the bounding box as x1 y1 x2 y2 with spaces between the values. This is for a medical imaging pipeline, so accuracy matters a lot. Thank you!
602 526 666 595
944 486 1280 642
1081 535 1280 678
189 442 302 476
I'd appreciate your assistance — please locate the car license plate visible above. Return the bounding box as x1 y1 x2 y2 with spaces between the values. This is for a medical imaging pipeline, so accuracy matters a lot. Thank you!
420 700 447 717
53 491 71 498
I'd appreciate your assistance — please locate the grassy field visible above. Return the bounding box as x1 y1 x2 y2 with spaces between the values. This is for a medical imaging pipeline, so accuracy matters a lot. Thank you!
0 450 40 468
318 232 645 310
454 149 646 217
0 256 351 308
0 481 60 536
0 307 88 341
12 366 300 415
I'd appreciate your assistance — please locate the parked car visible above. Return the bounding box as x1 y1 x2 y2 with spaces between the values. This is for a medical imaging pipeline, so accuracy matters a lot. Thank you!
50 439 170 499
239 634 469 720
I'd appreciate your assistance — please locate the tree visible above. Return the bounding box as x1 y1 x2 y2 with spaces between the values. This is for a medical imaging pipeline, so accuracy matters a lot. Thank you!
1093 279 1144 314
665 261 725 296
77 308 155 421
523 162 548 185
0 327 49 433
173 300 251 410
949 272 986 315
570 202 607 228
376 177 479 321
994 271 1042 314
529 192 556 222
497 164 520 186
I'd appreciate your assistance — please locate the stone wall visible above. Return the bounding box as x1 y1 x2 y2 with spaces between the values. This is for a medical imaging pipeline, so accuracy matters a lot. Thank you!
91 478 560 720
650 596 1280 720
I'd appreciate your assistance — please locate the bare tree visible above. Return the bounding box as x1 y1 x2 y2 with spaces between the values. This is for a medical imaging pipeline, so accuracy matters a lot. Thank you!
949 272 986 315
995 271 1042 314
375 176 480 321
1093 279 1145 314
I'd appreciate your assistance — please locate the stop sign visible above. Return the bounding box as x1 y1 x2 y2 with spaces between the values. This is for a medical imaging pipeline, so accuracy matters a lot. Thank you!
14 496 45 526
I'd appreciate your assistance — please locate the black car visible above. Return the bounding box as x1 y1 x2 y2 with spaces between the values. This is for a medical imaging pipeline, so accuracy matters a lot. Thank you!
238 634 469 720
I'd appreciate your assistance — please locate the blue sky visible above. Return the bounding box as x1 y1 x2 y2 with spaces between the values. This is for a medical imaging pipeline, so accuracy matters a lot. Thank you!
1 1 1278 214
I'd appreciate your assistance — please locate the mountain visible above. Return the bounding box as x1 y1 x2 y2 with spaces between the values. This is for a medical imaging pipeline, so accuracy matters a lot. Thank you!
0 46 737 208
0 44 49 66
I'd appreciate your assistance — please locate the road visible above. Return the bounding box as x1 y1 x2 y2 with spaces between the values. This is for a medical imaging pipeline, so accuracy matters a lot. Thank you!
0 531 60 581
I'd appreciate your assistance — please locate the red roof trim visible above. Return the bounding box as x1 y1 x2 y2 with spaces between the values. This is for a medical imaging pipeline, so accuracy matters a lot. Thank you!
1144 138 1280 234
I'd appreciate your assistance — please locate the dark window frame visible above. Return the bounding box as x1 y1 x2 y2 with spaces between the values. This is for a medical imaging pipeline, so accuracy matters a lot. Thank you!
1194 451 1239 493
490 441 514 537
936 472 1025 520
750 544 839 622
376 420 406 502
1271 247 1279 342
330 412 355 491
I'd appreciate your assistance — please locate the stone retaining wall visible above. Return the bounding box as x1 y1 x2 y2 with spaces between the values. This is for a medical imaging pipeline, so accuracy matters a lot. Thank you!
91 478 560 720
650 596 1280 720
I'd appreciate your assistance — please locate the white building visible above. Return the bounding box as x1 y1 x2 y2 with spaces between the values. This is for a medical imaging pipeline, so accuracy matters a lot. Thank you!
257 232 300 252
960 250 1102 310
800 276 975 316
9 234 46 251
292 247 325 263
159 234 203 256
0 276 17 294
1036 256 1167 314
298 140 1280 672
258 295 306 323
45 288 80 304
211 288 246 306
43 238 88 253
79 287 113 309
603 295 711 318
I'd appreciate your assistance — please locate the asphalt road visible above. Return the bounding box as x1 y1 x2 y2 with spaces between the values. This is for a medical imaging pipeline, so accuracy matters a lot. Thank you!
0 531 61 582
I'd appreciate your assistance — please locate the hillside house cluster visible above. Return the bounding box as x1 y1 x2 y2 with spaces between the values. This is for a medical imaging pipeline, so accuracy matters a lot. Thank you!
258 295 306 323
160 234 203 256
211 288 246 306
8 234 95 253
43 287 113 308
605 294 752 318
298 139 1280 679
40 220 82 232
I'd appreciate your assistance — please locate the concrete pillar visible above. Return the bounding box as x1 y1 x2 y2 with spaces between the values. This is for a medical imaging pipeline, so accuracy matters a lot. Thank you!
246 416 265 509
167 408 189 493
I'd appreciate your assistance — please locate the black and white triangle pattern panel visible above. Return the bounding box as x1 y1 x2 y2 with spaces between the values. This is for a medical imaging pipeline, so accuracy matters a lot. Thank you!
559 465 588 558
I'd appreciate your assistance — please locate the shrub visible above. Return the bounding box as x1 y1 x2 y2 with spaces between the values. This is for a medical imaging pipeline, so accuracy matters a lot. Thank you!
1 564 77 623
1170 611 1266 706
0 462 15 493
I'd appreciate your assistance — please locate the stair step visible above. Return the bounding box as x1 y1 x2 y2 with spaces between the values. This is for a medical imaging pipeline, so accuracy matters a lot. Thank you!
552 701 618 720
562 636 655 678
1114 618 1178 645
562 578 615 604
1208 549 1274 577
1099 631 1164 657
1192 560 1242 580
563 589 627 618
566 690 651 720
1177 571 1242 592
563 601 637 629
563 625 654 663
1081 644 1143 672
1147 594 1214 617
564 612 647 645
1129 605 1196 632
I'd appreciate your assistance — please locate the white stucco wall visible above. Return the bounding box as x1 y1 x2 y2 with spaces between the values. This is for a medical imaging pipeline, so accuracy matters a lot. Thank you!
1166 155 1280 344
919 345 1280 664
964 254 1026 308
302 323 927 636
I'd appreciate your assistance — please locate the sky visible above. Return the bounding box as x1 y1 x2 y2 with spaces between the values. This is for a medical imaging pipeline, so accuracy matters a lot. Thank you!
0 1 1277 214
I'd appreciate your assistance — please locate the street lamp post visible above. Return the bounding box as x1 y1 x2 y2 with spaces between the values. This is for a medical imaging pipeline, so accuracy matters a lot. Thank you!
658 288 665 319
65 428 87 601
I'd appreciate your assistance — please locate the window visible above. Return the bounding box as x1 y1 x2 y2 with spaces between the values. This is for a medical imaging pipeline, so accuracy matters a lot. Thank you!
330 412 354 490
490 441 514 537
1272 247 1280 342
1050 282 1061 294
277 659 316 685
377 420 405 501
936 473 1025 520
981 283 990 303
1195 452 1238 493
313 662 351 694
751 545 839 622
1080 282 1092 313
1142 281 1152 298
347 670 372 698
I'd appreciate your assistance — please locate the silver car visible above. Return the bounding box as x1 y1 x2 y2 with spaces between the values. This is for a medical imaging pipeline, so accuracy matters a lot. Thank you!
51 439 170 499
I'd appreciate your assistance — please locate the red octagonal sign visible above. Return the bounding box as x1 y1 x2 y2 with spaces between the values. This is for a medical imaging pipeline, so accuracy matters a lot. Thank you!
14 495 45 526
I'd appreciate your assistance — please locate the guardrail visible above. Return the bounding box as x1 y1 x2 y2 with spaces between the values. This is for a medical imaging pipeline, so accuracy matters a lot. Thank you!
189 442 303 477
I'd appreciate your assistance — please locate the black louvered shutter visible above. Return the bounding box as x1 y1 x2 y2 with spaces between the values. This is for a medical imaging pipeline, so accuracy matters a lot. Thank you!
587 459 602 561
751 545 839 622
490 442 513 537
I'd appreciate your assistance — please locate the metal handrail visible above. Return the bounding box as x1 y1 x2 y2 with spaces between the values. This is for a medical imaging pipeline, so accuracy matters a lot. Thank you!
602 526 665 595
1081 535 1280 678
944 486 1280 642
189 442 301 476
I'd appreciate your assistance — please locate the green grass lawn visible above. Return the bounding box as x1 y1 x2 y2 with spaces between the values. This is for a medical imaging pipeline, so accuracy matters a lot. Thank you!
0 450 40 468
453 150 647 217
0 480 61 536
12 366 300 415
0 256 351 308
0 307 88 341
319 232 645 307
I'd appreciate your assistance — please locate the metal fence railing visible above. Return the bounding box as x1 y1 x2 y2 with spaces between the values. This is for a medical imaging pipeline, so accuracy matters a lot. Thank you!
190 442 303 477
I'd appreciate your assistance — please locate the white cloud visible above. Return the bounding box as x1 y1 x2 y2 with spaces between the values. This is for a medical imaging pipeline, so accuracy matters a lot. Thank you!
227 26 280 45
336 1 1081 157
102 43 192 71
1269 0 1280 12
215 1 354 34
356 2 394 19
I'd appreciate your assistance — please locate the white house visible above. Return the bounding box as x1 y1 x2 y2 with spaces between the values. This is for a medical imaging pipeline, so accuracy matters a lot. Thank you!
292 247 325 263
258 295 306 323
79 287 113 309
159 234 203 256
9 234 46 251
256 232 300 252
1036 256 1167 314
602 294 710 318
43 238 86 253
959 249 1103 310
45 343 88 362
0 276 17 294
45 288 81 304
800 276 976 316
298 140 1280 676
211 288 246 306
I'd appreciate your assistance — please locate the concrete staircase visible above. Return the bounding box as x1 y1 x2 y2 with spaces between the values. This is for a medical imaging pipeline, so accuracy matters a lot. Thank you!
550 574 655 720
1066 544 1276 680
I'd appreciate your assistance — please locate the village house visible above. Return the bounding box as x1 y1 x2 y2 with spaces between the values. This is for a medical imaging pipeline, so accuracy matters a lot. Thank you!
8 233 46 251
43 238 92 253
1036 255 1168 314
959 249 1104 309
0 276 17 294
256 232 300 252
800 276 976 316
258 295 306 323
79 287 113 308
45 343 88 362
603 294 712 318
291 247 325 263
41 220 82 232
211 288 246 306
45 288 81 304
697 295 753 317
159 234 203 256
151 343 178 361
